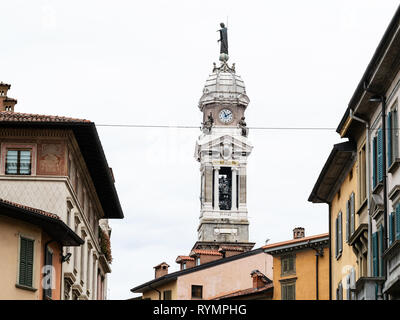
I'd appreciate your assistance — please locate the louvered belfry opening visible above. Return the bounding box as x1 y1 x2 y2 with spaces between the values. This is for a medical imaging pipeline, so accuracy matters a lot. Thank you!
218 167 232 210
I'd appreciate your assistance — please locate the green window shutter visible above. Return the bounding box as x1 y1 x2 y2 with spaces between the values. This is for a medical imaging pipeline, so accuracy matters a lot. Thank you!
339 212 343 253
335 217 338 257
396 204 400 240
377 129 383 183
373 137 377 188
19 237 34 287
346 201 350 243
372 232 378 277
389 212 394 246
379 226 384 277
388 112 392 167
394 109 399 159
350 193 355 235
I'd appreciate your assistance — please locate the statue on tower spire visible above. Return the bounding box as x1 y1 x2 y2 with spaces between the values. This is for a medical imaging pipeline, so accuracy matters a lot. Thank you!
218 22 229 62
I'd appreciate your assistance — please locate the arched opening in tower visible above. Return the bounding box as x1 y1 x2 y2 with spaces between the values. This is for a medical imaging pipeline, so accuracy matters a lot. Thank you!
218 167 232 210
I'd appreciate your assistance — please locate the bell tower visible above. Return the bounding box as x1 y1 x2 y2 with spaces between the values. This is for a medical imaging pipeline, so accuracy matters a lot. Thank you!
193 24 254 252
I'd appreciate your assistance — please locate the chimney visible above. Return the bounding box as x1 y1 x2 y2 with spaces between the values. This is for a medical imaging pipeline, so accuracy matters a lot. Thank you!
0 82 17 112
154 262 169 279
250 270 269 289
293 227 305 239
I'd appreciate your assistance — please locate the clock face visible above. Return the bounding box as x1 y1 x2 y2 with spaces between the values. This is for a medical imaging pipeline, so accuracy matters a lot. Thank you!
219 109 233 124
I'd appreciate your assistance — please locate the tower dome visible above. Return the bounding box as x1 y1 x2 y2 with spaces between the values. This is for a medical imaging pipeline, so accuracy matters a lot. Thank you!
198 62 250 111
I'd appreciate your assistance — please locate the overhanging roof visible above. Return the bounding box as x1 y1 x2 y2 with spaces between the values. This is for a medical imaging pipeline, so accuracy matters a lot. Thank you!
263 234 329 255
308 141 356 203
0 199 83 246
0 112 123 219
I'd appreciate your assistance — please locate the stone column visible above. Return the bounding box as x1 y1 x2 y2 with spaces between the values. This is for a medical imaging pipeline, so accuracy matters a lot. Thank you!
231 167 237 210
87 241 93 298
214 167 219 210
80 228 88 288
92 256 98 300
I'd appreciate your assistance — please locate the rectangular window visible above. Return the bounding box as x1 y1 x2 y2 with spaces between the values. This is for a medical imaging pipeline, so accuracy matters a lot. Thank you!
19 237 34 288
388 107 399 167
336 212 343 258
6 150 31 175
281 255 295 276
372 232 378 276
359 145 367 203
336 282 343 300
281 282 296 300
196 257 200 266
191 285 203 299
163 290 172 300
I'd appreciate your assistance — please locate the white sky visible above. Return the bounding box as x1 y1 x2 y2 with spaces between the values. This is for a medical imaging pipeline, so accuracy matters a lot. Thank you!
1 0 399 299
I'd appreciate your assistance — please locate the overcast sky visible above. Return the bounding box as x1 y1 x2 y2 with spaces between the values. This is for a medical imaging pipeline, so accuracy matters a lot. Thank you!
1 0 399 299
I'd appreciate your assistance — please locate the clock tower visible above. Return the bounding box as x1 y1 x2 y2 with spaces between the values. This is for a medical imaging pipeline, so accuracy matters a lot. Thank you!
193 29 254 252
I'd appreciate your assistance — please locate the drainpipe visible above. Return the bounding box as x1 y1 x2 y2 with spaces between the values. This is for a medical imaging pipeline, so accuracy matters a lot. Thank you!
149 284 162 300
312 247 320 300
349 110 372 276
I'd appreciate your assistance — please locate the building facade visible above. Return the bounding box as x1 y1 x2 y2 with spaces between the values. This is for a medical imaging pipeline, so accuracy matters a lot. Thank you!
0 199 83 300
310 5 400 299
0 83 123 299
131 249 272 300
263 229 329 300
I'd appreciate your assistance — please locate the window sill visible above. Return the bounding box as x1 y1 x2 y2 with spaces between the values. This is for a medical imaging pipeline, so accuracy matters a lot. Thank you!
15 284 37 292
372 182 383 195
280 271 296 278
388 158 400 174
356 198 367 215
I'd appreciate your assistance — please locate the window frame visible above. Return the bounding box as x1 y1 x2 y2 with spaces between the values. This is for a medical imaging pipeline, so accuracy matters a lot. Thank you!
281 280 296 300
17 235 35 289
5 149 32 175
191 285 203 299
163 290 172 300
280 254 296 276
1 143 37 176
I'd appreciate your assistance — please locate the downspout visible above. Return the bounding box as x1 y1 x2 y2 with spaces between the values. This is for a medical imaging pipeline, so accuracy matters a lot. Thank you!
312 247 322 300
149 284 162 300
349 110 372 276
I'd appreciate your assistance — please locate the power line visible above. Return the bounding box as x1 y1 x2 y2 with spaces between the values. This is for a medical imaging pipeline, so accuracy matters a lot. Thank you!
96 123 338 130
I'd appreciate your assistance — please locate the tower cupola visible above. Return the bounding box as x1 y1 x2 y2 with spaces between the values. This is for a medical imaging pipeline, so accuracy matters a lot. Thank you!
0 82 17 112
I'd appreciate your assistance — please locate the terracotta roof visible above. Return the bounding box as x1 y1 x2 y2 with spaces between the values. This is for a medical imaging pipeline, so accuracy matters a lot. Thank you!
0 198 60 220
0 111 90 123
153 262 170 269
175 256 195 263
262 233 329 250
210 283 274 300
190 249 223 256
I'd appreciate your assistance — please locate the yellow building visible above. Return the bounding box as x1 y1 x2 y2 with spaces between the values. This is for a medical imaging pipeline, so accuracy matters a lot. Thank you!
309 137 368 299
263 228 329 300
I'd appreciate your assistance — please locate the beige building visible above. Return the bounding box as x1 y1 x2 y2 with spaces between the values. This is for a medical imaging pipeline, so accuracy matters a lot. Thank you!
131 248 272 300
0 82 124 299
0 199 83 300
